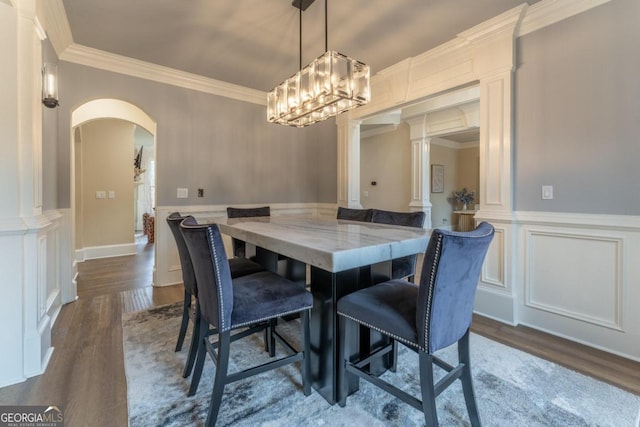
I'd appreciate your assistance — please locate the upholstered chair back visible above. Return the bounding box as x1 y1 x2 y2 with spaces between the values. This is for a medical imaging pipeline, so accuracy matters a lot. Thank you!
166 212 198 297
226 206 271 258
417 222 494 353
226 206 271 218
370 209 426 280
336 207 374 222
180 217 234 332
370 209 426 228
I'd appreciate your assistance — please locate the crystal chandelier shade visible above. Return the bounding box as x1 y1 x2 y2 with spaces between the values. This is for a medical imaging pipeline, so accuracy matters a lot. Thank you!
266 1 370 128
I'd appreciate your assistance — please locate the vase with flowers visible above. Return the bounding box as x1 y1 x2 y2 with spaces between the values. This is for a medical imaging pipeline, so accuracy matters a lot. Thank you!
449 188 475 210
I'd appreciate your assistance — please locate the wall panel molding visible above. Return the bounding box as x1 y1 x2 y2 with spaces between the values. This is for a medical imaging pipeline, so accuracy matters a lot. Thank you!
515 211 639 361
524 229 623 331
516 210 640 231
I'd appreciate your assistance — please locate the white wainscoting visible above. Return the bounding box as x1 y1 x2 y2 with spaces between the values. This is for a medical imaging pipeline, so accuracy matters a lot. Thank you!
154 203 337 287
0 210 66 387
515 212 640 361
154 205 640 361
474 216 518 324
475 210 640 361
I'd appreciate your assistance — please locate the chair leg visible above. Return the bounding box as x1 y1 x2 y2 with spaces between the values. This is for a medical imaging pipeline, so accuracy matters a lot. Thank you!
419 352 439 427
458 330 481 427
175 289 191 352
262 318 277 355
389 339 398 373
338 315 348 407
301 310 311 396
182 304 201 378
206 331 230 427
268 318 277 357
188 319 209 396
338 315 360 407
263 328 269 353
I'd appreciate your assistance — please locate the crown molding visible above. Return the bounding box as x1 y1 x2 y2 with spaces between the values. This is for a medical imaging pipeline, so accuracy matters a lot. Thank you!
430 137 479 150
459 4 528 44
361 124 399 139
36 0 265 105
37 0 612 108
518 0 613 37
39 0 73 57
60 44 267 105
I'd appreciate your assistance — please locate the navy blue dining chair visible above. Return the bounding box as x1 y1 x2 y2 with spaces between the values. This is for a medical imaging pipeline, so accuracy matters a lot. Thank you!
226 206 271 258
180 217 313 426
337 222 494 426
166 212 265 379
227 206 306 284
336 206 374 222
370 209 426 282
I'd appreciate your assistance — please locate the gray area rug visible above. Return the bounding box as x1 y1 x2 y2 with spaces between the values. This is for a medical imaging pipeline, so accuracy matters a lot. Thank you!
123 303 640 426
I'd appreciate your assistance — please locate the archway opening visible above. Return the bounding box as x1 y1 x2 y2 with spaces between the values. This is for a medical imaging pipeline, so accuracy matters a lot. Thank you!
68 99 157 299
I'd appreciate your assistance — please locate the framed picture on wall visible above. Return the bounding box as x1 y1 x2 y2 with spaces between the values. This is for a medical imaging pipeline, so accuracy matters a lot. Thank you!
431 164 444 193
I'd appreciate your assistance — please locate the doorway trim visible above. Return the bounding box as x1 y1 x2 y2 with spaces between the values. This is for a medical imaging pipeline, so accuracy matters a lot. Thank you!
336 5 525 324
67 98 157 301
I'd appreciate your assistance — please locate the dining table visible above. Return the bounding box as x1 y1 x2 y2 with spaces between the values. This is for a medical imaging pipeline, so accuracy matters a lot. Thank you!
210 214 431 404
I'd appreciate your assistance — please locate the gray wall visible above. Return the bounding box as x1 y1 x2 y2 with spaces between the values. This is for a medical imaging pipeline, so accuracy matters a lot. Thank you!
514 0 640 215
42 38 58 211
56 63 337 208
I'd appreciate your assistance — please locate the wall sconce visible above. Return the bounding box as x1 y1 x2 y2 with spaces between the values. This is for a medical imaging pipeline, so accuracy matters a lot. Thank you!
42 62 59 108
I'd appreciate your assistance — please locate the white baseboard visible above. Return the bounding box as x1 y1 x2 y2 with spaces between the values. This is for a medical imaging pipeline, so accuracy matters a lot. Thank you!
474 286 516 325
78 243 137 260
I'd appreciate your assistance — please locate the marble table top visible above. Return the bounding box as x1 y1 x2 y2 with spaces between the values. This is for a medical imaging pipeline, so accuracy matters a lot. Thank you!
210 215 431 273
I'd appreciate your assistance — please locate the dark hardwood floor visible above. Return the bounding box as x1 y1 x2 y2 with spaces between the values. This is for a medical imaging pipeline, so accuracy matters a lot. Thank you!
0 238 637 426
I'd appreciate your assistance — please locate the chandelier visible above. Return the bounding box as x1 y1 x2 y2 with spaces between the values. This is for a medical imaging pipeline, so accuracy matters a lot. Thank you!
267 0 370 128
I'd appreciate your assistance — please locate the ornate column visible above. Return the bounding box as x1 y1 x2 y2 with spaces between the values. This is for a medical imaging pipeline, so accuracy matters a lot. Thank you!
336 117 363 208
457 6 525 324
405 115 432 228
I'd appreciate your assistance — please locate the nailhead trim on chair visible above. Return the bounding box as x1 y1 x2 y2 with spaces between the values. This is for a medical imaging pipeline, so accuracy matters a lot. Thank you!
207 226 229 332
337 311 420 350
423 233 443 353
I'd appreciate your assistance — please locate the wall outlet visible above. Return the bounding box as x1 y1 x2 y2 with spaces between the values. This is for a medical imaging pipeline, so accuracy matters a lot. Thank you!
542 185 553 200
197 188 204 197
108 191 115 199
95 191 105 199
177 188 188 198
363 191 369 197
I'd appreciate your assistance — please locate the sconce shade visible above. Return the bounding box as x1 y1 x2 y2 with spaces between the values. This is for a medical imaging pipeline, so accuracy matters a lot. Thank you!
267 51 370 127
42 62 59 108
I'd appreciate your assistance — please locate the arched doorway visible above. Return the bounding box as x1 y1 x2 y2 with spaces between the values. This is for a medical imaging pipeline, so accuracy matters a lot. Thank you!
66 99 157 300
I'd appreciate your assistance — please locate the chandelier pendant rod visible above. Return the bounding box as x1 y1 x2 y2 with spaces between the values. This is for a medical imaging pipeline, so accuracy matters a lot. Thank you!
266 0 370 127
324 0 328 53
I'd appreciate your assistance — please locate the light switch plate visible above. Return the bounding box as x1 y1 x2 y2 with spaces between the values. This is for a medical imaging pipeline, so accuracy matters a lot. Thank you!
96 191 106 199
542 185 553 200
177 188 188 198
108 191 115 199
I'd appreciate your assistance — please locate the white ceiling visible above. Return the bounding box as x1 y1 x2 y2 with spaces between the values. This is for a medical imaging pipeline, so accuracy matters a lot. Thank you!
61 0 538 92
